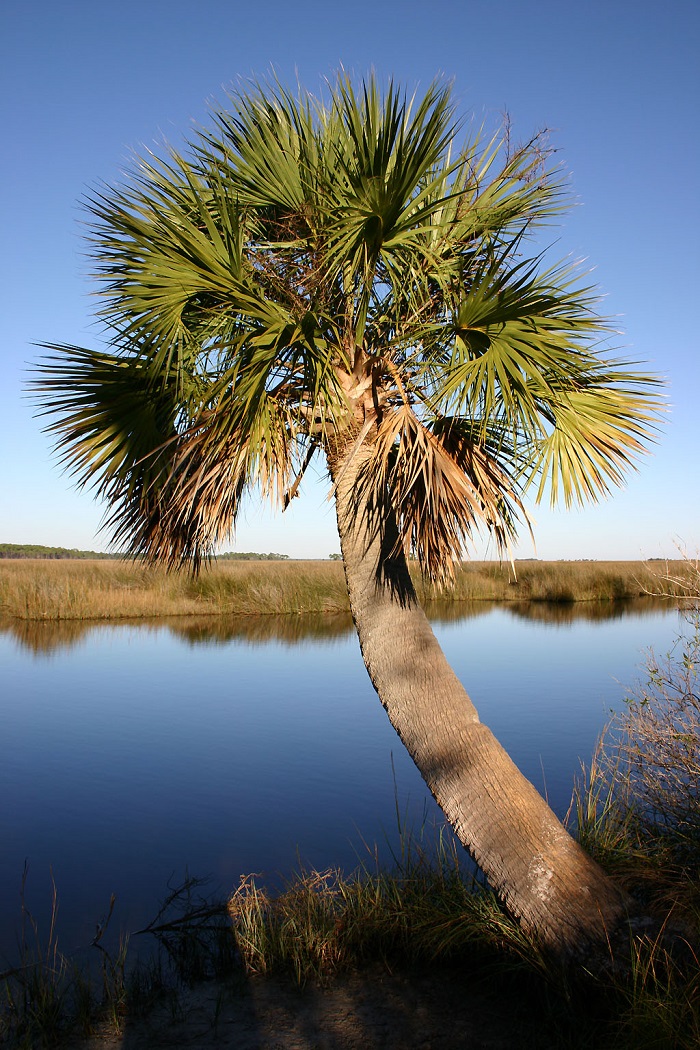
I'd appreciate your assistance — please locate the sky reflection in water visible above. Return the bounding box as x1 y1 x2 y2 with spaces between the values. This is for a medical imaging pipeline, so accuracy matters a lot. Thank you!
0 599 682 960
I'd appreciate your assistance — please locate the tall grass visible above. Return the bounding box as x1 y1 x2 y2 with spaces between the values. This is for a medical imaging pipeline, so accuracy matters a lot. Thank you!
569 560 700 1048
4 816 700 1049
1 869 128 1048
0 558 349 621
0 558 688 621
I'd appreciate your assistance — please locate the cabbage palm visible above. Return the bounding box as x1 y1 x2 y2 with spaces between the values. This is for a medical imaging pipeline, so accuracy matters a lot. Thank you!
35 75 660 957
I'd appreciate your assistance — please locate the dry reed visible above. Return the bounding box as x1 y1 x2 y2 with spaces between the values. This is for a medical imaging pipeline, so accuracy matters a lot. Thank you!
0 558 688 622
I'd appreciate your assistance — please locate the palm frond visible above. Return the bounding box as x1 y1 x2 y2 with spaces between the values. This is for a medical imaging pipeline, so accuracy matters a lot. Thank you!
32 343 185 489
526 368 664 506
434 252 603 427
357 405 527 582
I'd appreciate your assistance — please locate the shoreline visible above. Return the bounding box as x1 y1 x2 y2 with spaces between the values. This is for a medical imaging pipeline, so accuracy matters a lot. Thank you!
0 558 688 622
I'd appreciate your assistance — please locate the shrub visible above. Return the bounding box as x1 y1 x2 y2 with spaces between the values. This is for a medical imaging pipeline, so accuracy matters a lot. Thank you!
573 553 700 898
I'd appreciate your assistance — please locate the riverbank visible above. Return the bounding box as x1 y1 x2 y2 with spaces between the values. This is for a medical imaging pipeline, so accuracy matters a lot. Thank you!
6 837 700 1050
0 558 687 621
77 965 544 1049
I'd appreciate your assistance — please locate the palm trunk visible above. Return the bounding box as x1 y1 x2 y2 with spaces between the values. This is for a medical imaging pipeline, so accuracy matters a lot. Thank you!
328 440 628 959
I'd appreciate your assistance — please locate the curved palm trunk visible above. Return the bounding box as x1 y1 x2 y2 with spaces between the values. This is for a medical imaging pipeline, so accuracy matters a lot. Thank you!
328 441 628 959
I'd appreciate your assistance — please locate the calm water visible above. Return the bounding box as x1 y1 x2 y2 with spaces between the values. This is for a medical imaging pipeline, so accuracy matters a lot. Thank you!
0 599 682 962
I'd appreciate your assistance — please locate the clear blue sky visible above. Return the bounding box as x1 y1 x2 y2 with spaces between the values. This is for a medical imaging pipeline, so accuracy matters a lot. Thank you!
1 0 698 559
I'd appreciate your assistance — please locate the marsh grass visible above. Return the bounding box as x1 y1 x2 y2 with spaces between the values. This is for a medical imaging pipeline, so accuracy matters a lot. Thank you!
0 558 688 621
569 577 700 1049
1 869 127 1048
0 558 349 621
4 829 700 1049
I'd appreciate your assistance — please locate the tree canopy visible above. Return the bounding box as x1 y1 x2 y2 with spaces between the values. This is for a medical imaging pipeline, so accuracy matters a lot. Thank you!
34 75 661 575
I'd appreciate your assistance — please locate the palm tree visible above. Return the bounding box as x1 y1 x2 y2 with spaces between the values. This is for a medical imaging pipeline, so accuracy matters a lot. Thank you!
35 75 660 958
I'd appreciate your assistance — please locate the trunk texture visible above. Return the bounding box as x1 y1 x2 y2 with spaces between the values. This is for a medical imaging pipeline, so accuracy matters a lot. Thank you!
329 441 628 958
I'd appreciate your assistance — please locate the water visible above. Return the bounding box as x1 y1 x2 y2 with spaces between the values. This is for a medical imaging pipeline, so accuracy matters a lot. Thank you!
0 600 683 962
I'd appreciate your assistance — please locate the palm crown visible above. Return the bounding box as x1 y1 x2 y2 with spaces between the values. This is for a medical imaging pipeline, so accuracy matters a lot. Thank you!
35 75 660 576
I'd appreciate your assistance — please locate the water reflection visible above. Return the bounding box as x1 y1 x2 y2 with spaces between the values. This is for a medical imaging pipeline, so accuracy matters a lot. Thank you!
422 599 498 624
502 596 673 625
171 611 355 648
0 611 355 654
0 596 676 654
1 616 100 654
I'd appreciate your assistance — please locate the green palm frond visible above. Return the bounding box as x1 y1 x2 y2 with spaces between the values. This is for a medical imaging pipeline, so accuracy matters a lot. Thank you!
436 253 601 420
526 367 662 506
206 79 320 213
34 344 185 486
32 343 209 567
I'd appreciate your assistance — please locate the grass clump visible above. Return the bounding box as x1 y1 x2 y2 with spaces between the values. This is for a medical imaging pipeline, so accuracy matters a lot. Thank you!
1 871 128 1048
570 557 700 1048
1 873 239 1048
227 836 545 987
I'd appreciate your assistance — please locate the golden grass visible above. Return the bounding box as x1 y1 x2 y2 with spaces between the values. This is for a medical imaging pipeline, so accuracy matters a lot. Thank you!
420 559 687 603
0 558 348 621
0 557 688 622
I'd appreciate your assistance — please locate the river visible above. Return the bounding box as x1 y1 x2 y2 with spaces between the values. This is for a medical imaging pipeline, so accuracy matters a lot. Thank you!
0 599 682 962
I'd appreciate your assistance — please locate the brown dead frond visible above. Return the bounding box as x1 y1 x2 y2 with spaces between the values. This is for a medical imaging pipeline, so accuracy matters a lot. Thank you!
108 400 300 572
357 405 529 583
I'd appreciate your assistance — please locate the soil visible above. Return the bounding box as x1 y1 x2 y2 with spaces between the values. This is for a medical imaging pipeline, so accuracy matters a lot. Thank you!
80 964 543 1049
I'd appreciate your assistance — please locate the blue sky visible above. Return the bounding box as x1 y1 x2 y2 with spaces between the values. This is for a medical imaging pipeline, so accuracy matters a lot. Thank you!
1 0 698 560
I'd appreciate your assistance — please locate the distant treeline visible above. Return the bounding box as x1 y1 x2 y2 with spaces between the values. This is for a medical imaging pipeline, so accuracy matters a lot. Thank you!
217 552 290 561
0 543 291 561
0 544 119 560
